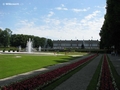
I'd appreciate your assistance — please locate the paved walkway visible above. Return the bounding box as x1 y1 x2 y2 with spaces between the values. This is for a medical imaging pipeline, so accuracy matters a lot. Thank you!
54 54 102 90
0 54 92 87
108 54 120 75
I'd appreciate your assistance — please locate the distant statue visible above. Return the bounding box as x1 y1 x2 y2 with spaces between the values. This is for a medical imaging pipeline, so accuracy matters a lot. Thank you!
19 46 21 52
81 40 85 49
39 46 41 52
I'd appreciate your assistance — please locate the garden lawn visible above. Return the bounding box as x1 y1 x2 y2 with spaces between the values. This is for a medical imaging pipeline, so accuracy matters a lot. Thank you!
0 53 85 79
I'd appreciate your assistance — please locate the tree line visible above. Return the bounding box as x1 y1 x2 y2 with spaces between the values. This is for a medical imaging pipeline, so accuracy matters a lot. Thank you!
99 0 120 52
0 28 53 48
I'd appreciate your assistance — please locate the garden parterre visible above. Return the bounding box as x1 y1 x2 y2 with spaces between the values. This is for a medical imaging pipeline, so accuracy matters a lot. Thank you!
97 55 118 90
1 54 97 90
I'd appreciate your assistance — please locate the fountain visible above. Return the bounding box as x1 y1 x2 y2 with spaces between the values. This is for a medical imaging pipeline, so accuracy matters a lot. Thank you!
2 38 55 55
26 38 33 53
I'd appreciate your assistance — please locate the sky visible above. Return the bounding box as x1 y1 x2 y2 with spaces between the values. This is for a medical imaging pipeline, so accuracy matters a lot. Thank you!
0 0 106 40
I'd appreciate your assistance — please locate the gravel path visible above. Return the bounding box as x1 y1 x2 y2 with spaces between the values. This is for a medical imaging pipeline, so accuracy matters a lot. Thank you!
54 54 102 90
0 54 92 86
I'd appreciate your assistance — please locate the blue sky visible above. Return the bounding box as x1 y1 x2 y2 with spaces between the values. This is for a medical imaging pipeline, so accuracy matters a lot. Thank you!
0 0 106 40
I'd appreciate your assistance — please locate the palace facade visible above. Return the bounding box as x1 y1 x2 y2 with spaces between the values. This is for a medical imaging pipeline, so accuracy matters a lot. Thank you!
53 40 99 49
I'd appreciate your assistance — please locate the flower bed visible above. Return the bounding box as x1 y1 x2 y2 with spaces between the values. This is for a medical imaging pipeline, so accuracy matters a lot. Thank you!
97 55 118 90
1 54 97 90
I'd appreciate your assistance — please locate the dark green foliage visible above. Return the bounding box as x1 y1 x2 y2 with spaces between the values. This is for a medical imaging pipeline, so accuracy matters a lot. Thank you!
100 0 120 52
81 43 85 49
10 34 34 48
33 36 42 48
0 28 12 47
10 34 53 48
47 39 53 48
0 28 53 48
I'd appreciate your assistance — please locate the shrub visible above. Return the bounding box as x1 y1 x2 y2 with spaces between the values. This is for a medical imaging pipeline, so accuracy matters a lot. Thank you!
3 49 5 52
17 49 19 52
8 49 10 52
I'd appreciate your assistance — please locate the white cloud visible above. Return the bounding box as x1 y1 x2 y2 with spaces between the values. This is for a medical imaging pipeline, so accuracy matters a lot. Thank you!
84 11 100 20
72 7 90 13
55 7 68 10
13 10 104 40
55 7 62 10
95 6 105 9
55 4 68 10
43 18 61 25
63 8 68 10
47 11 54 17
16 20 35 28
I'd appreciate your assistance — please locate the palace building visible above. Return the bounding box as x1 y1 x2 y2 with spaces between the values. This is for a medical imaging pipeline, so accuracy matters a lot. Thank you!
52 40 99 49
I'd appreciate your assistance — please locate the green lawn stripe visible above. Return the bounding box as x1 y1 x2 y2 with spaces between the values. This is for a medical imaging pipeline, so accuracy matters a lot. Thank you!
86 55 103 90
0 53 87 79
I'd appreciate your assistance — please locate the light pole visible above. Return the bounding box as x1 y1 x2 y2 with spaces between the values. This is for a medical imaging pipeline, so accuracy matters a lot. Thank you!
91 37 93 49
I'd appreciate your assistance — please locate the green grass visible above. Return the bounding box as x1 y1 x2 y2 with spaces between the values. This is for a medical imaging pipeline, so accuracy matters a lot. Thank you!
0 53 87 79
86 55 103 90
0 47 18 50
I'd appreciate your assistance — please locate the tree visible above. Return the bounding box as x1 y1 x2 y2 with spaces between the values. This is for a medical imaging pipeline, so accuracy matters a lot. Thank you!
10 34 53 49
99 18 112 49
99 0 120 52
10 34 33 48
0 28 3 46
47 39 53 48
81 43 85 49
0 28 12 47
33 36 41 48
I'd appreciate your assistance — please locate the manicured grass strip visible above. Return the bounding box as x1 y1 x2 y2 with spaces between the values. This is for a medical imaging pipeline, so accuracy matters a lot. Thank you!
107 56 120 90
42 55 98 90
0 55 84 79
86 55 103 90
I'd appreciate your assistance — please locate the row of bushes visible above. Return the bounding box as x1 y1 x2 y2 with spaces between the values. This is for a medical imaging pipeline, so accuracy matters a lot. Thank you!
2 49 19 52
1 54 97 90
47 49 106 53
